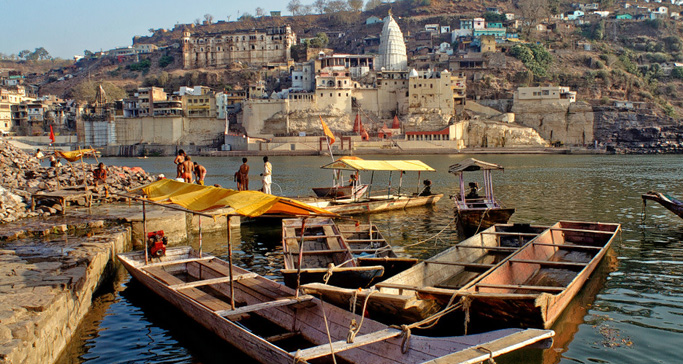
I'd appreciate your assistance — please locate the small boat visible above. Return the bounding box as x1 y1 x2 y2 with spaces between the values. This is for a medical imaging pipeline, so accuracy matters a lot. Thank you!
642 190 683 219
118 247 555 364
281 217 386 289
449 158 515 237
303 223 547 324
459 220 621 330
337 222 418 279
312 184 369 199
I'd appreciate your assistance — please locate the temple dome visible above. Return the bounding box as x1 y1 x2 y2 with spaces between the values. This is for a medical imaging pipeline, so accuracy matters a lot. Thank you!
377 14 407 71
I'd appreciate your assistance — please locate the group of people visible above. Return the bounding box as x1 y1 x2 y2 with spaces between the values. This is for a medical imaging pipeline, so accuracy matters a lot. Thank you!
173 150 207 185
234 156 272 193
173 151 273 194
35 148 62 168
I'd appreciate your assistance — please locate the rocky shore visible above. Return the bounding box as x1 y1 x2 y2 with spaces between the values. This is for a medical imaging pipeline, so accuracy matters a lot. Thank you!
0 141 156 223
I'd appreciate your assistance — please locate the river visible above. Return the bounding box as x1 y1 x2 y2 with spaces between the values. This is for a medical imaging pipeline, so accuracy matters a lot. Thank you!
56 154 683 363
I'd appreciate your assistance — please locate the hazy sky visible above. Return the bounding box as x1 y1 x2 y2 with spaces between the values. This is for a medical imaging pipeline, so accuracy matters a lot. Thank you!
0 0 309 59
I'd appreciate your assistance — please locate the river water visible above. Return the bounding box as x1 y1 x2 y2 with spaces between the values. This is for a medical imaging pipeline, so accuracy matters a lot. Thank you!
56 154 683 364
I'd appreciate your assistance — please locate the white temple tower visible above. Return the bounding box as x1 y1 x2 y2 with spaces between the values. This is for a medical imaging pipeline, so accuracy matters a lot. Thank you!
377 13 408 71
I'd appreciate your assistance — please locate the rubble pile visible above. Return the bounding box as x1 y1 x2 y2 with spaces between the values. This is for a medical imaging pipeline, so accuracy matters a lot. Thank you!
0 140 156 222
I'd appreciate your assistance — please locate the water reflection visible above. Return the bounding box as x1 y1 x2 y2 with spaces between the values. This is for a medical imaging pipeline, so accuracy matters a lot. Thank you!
60 154 683 364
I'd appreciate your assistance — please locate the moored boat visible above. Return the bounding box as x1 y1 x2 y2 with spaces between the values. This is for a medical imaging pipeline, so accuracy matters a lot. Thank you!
118 247 555 364
449 158 515 237
458 220 621 330
642 190 683 219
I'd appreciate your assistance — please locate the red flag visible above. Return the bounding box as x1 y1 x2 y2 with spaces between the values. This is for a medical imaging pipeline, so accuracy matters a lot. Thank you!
49 125 55 144
320 116 335 145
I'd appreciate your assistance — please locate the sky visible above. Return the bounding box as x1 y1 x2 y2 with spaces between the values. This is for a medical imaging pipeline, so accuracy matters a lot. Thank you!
0 0 307 59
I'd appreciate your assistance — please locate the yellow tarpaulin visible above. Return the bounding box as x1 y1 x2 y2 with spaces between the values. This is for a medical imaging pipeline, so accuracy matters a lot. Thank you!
321 158 436 172
138 179 336 217
55 149 97 162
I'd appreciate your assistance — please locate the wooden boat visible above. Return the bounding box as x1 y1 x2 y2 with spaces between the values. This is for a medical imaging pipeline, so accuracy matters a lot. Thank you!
305 193 443 215
303 223 547 324
449 158 515 237
312 184 369 199
118 246 555 364
337 222 418 279
281 217 385 289
642 190 683 219
455 220 621 330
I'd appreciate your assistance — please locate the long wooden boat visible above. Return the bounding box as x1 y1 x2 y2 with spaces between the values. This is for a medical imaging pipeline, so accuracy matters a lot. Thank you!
312 184 369 199
118 246 555 364
281 217 385 289
303 223 547 324
337 222 418 279
456 220 621 330
449 158 514 237
304 193 443 215
642 190 683 219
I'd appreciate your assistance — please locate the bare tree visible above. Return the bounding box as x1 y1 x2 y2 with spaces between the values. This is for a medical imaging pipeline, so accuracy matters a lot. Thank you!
255 7 265 17
287 0 302 15
365 0 381 10
194 18 201 26
325 0 350 13
313 0 328 14
204 13 214 24
348 0 364 12
518 0 550 36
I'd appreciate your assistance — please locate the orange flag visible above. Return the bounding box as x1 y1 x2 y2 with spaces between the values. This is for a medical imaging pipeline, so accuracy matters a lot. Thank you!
320 116 335 144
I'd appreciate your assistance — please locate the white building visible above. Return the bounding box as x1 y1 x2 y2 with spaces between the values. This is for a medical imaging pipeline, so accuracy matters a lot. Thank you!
376 13 407 71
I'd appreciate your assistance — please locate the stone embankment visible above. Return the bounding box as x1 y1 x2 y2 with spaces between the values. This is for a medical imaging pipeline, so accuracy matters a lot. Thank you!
593 106 683 153
0 140 156 222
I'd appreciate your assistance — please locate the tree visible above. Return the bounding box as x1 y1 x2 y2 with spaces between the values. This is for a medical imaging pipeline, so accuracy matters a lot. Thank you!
238 12 254 21
325 0 350 13
204 14 214 24
314 0 328 14
158 71 169 86
255 7 265 17
84 50 94 58
518 0 550 36
365 0 381 10
32 47 51 60
148 28 155 34
348 0 364 12
309 32 329 48
18 50 31 60
287 0 302 15
194 18 201 26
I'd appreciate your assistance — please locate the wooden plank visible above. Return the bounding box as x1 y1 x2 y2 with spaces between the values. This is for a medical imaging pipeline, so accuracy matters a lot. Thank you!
264 331 299 343
549 227 616 235
475 283 565 293
422 329 555 364
145 266 234 311
454 246 519 252
344 238 387 243
375 282 421 290
215 295 314 318
479 232 540 237
509 259 588 268
285 234 344 240
425 261 496 269
290 328 402 361
145 266 185 285
170 273 258 290
531 242 603 250
142 256 213 268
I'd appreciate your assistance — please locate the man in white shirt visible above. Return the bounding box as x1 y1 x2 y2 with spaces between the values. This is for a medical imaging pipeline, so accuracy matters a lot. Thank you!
35 149 44 160
260 156 272 194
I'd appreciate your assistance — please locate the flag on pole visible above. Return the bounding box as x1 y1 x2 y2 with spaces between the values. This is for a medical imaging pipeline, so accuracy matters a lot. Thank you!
49 125 55 144
320 116 335 145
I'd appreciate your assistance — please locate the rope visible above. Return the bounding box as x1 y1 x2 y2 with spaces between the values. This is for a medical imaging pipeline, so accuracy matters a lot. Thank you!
462 296 472 335
346 288 376 343
476 346 496 364
395 216 457 252
323 263 335 284
473 208 490 235
399 324 411 354
319 299 338 364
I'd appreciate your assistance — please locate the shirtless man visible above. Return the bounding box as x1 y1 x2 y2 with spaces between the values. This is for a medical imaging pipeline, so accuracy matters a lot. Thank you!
193 162 207 185
236 158 249 190
181 156 194 183
174 149 185 179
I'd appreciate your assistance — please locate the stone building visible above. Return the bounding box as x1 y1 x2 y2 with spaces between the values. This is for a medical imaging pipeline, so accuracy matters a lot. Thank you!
376 14 407 71
182 26 296 69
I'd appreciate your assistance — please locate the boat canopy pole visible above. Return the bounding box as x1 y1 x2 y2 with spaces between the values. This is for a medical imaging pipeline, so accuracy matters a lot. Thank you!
367 171 375 197
484 170 492 201
295 217 308 299
459 172 466 205
387 171 393 198
416 171 421 194
143 201 148 265
398 171 403 195
226 215 235 310
198 215 203 258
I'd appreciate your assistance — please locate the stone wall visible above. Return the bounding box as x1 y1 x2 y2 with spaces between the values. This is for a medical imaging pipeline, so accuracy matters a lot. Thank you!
511 100 594 146
113 117 225 146
593 106 683 153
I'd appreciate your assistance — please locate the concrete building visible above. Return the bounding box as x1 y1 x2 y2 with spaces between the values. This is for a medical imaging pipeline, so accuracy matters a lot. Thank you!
137 87 168 117
376 14 407 71
183 88 216 118
514 86 577 104
408 69 466 114
182 26 296 69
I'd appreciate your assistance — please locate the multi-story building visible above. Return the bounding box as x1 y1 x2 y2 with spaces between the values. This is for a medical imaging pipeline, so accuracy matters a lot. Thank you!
514 86 576 104
182 26 296 69
183 87 215 118
137 87 168 117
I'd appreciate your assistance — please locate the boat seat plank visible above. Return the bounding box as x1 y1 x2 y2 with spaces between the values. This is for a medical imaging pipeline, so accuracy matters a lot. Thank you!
425 261 496 269
475 283 565 292
145 266 234 311
344 238 387 243
290 328 402 361
142 256 213 268
196 259 248 277
285 234 344 240
531 242 603 250
480 232 540 237
170 273 259 290
455 246 519 252
549 227 616 235
375 282 421 290
509 259 588 268
215 295 314 318
322 225 344 251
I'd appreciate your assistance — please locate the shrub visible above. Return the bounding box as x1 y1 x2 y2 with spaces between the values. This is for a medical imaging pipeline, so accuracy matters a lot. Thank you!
158 55 174 68
672 67 683 79
128 59 151 72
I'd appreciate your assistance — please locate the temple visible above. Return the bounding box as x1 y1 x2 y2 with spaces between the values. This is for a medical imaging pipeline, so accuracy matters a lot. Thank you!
376 13 408 71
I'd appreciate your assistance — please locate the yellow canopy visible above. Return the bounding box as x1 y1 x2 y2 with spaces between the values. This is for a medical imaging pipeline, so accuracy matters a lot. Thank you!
321 158 435 172
137 179 336 217
55 149 97 162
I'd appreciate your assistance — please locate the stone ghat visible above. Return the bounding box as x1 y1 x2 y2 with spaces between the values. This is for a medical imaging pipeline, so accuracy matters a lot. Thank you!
0 226 131 364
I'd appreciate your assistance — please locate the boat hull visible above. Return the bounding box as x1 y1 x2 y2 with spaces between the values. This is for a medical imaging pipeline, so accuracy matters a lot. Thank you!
327 194 443 215
642 191 683 219
312 184 368 199
456 207 515 237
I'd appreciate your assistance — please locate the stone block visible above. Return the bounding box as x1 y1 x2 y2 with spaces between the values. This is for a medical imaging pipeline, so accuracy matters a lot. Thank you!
0 325 11 342
8 321 33 341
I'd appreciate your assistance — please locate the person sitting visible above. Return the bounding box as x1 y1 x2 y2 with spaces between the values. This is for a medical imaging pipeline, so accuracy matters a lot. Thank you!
419 179 433 196
348 173 358 187
466 182 479 199
49 155 62 168
35 149 44 160
93 163 107 186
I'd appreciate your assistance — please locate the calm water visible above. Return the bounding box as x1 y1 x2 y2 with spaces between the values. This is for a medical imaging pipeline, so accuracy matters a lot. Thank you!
56 154 683 364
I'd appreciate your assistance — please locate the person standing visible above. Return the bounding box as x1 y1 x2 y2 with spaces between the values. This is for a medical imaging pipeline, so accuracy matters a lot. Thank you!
193 162 207 185
261 156 272 194
174 149 185 179
181 156 194 183
236 158 249 191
